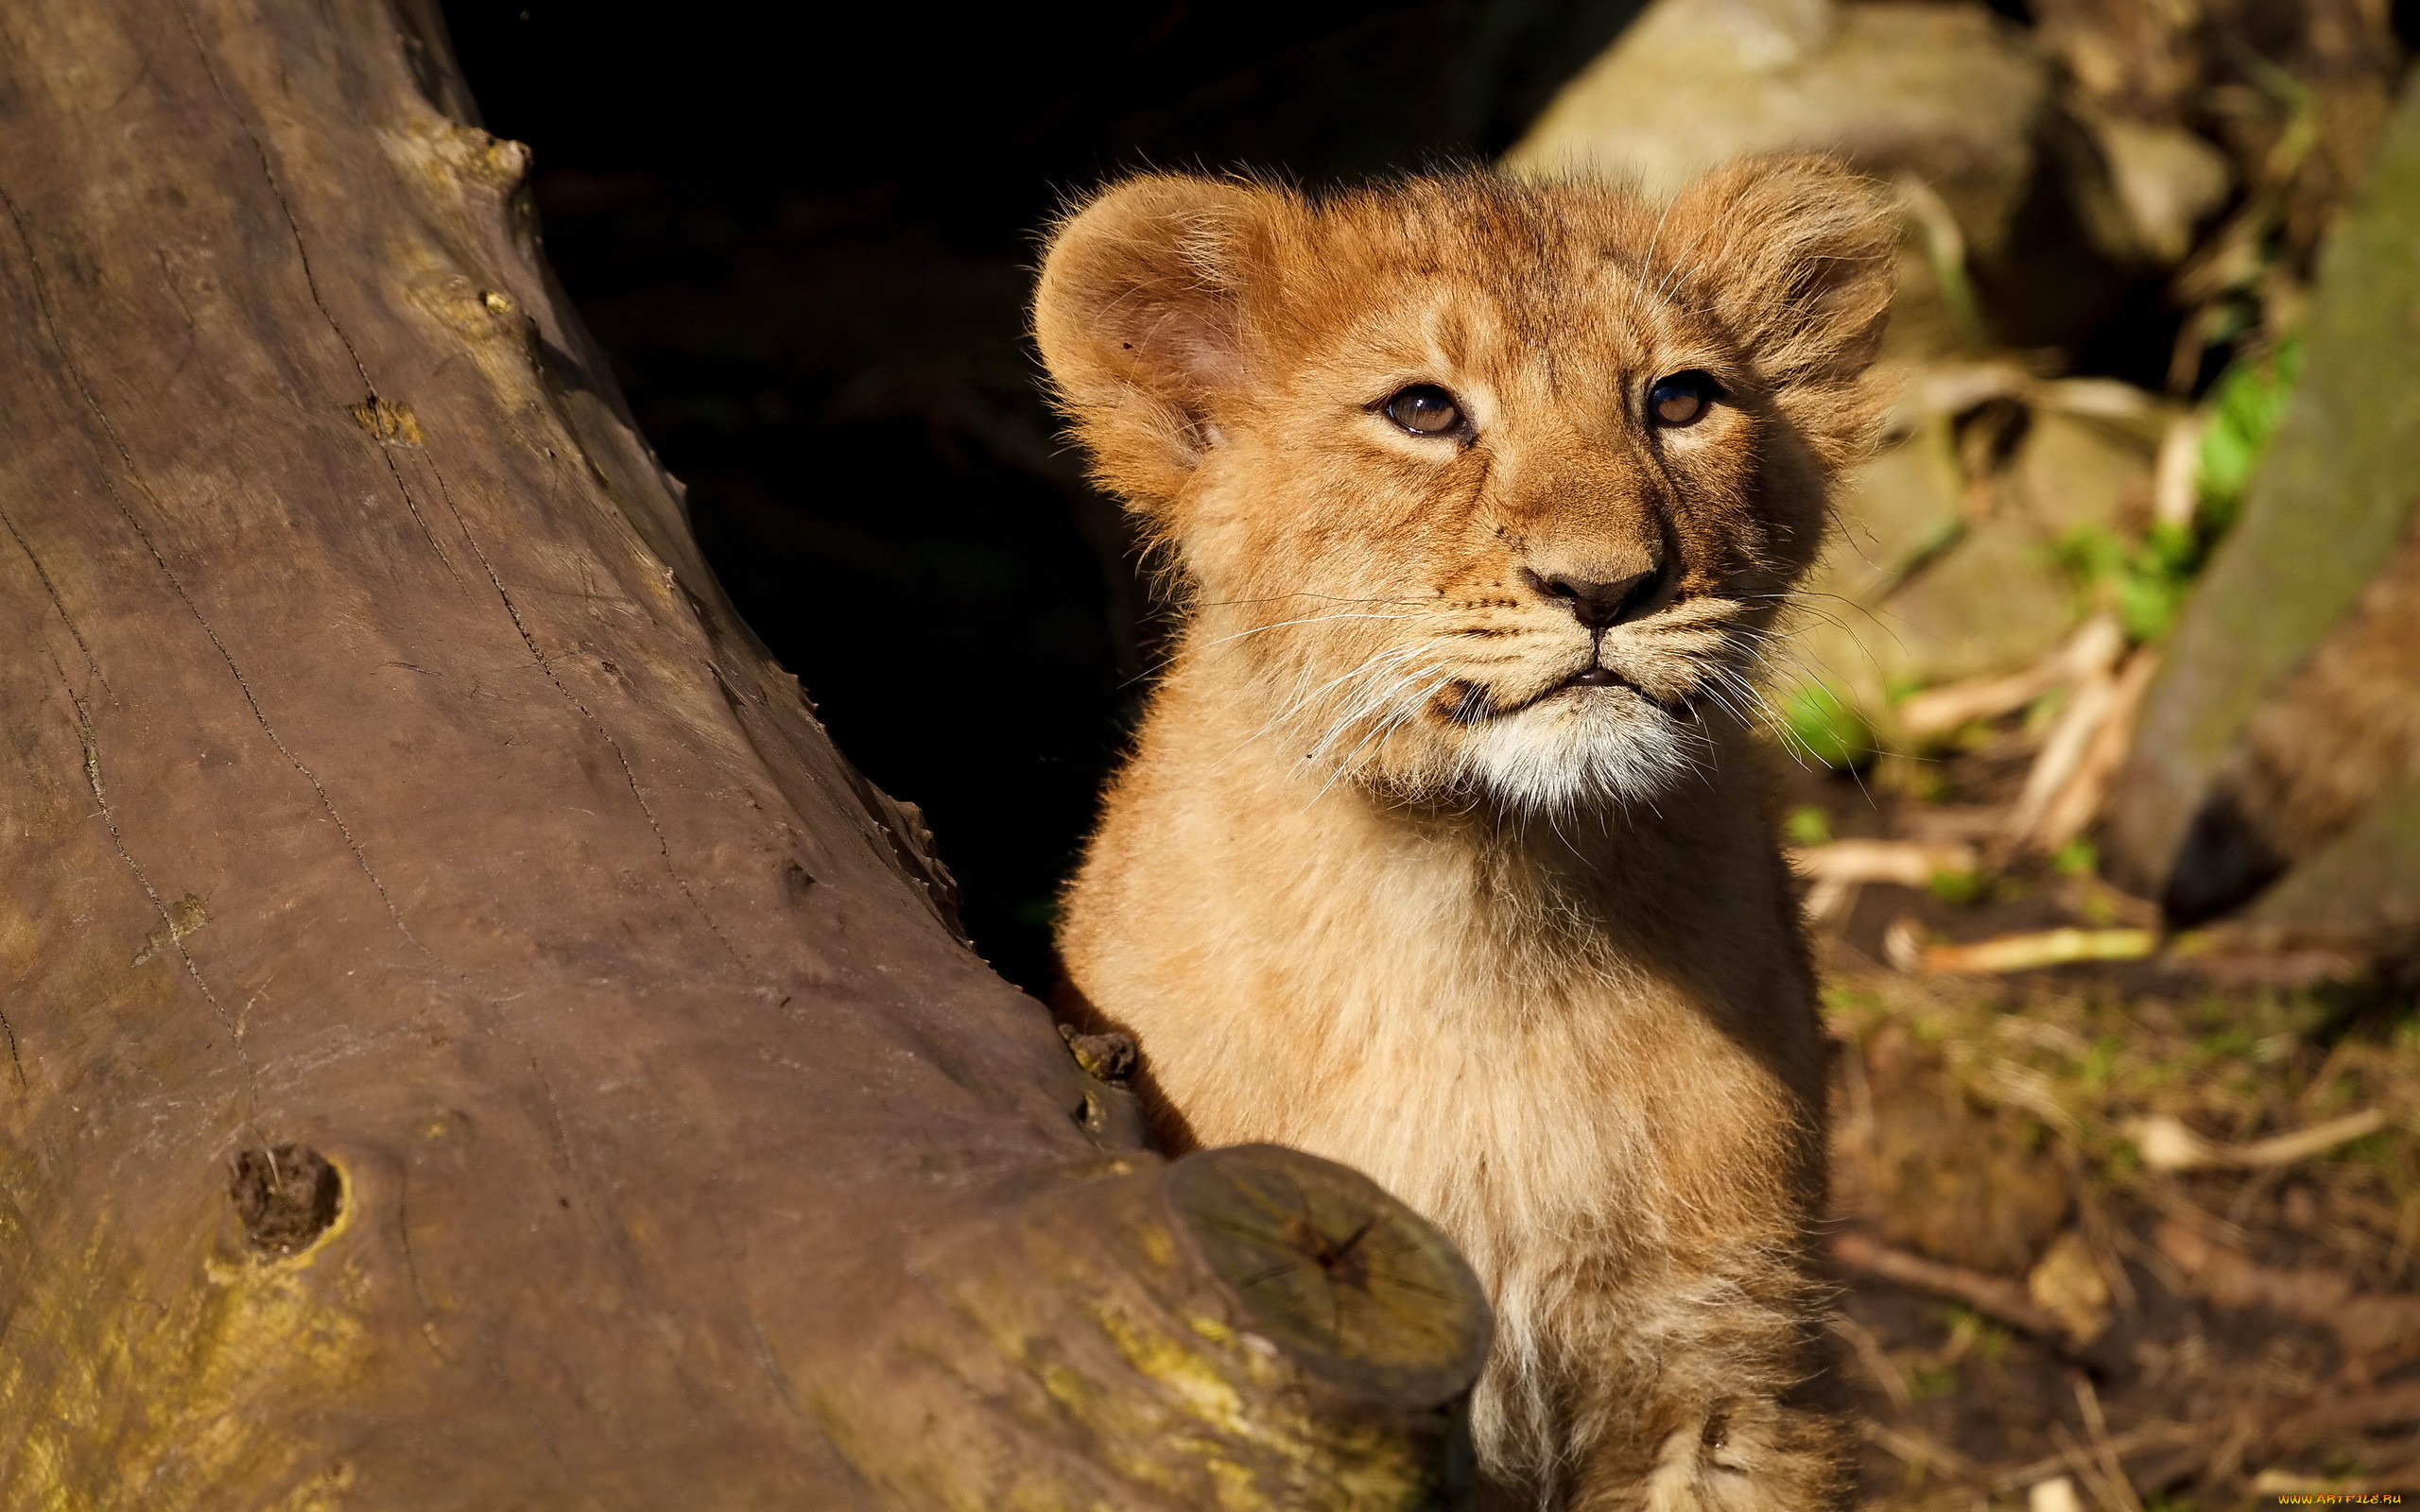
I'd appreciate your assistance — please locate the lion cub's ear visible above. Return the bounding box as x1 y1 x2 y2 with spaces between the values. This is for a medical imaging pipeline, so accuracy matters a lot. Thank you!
1667 155 1896 457
1033 175 1290 507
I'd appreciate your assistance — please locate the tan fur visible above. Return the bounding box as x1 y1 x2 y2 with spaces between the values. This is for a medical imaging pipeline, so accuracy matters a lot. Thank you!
1033 163 1894 1509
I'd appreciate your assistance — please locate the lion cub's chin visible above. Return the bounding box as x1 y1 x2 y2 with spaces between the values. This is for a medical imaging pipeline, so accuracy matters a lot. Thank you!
1441 686 1700 816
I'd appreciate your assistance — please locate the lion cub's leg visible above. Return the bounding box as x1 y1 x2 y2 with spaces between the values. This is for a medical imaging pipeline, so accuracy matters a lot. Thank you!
1549 1280 1852 1511
1574 1394 1851 1512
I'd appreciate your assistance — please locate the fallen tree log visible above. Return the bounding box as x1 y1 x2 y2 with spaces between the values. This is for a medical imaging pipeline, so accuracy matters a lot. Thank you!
0 2 1490 1506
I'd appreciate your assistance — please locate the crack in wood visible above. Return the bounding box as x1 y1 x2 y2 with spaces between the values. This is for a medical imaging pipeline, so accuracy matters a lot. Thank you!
73 690 257 1107
0 169 430 965
421 449 752 971
173 0 467 586
164 9 752 975
0 496 107 694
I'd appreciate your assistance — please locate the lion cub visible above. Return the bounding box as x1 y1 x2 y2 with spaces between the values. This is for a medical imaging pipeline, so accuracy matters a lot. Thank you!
1037 161 1893 1509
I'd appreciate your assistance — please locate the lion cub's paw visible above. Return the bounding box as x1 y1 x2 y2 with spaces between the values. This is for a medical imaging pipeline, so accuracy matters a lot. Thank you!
1590 1399 1852 1512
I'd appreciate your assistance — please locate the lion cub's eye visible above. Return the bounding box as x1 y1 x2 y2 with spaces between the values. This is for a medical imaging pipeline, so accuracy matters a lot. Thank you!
1381 384 1465 437
1648 371 1718 428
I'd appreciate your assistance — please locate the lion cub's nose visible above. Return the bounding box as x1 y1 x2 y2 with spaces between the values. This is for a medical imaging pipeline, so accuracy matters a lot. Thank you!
1520 565 1663 630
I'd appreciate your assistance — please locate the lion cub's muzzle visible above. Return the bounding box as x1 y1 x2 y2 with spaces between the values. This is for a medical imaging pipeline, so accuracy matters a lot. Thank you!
1437 663 1700 728
1516 562 1668 630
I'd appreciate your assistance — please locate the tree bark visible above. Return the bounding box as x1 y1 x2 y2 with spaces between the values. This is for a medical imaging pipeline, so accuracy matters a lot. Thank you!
2104 71 2420 936
0 3 1490 1507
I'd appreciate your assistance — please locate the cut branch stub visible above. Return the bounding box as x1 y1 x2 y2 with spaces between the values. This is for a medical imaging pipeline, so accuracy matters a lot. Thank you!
823 1145 1492 1511
1170 1143 1494 1408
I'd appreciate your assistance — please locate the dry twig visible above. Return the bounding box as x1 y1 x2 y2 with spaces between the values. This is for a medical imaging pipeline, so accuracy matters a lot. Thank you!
1859 1416 1979 1480
1898 614 2126 738
1923 928 2158 974
1991 1422 2202 1494
2128 1108 2388 1172
1832 1231 2069 1340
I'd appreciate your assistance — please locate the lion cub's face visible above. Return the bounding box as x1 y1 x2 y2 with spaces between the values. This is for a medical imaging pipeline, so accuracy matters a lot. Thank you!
1036 163 1893 813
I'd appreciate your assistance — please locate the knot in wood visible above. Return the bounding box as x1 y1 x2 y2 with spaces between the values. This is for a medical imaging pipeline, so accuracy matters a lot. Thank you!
230 1143 343 1257
1059 1024 1137 1082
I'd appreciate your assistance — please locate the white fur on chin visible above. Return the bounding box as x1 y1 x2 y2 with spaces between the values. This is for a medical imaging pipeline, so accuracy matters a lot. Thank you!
1449 687 1703 816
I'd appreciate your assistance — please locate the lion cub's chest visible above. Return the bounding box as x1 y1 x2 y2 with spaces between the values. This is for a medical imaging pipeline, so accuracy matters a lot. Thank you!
1117 820 1787 1254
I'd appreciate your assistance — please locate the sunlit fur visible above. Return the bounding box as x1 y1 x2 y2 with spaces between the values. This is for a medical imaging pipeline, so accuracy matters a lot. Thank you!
1037 162 1894 1510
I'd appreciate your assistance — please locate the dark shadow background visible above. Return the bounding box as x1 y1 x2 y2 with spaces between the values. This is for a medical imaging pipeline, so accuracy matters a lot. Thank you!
440 0 1651 990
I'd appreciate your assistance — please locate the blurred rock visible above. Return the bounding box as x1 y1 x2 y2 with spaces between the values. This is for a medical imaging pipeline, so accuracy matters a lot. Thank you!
1505 0 2046 261
2088 112 2235 266
2107 74 2420 934
2040 0 2409 294
2031 0 2200 120
1791 400 2156 713
2006 406 2161 537
1505 0 2167 358
2026 1229 2113 1343
1823 417 1965 612
1876 505 2085 688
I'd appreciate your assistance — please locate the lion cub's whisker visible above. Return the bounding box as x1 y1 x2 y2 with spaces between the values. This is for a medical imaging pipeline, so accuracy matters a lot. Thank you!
1214 642 1435 766
1197 611 1435 650
1195 590 1436 610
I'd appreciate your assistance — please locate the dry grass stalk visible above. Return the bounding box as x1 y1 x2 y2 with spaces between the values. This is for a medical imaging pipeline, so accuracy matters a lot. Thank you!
1899 613 2126 738
1831 1230 2069 1339
1922 928 2158 973
1992 1423 2201 1494
1794 838 1979 922
2071 1375 2144 1512
2128 1108 2388 1172
2000 639 2161 856
2048 1421 2137 1512
1793 839 1980 885
2152 410 2204 528
1831 1315 1912 1411
1858 1415 1978 1479
2023 648 2162 853
2001 660 2119 844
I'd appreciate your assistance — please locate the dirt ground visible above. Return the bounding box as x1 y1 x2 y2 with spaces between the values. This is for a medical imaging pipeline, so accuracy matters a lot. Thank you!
1791 742 2420 1507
